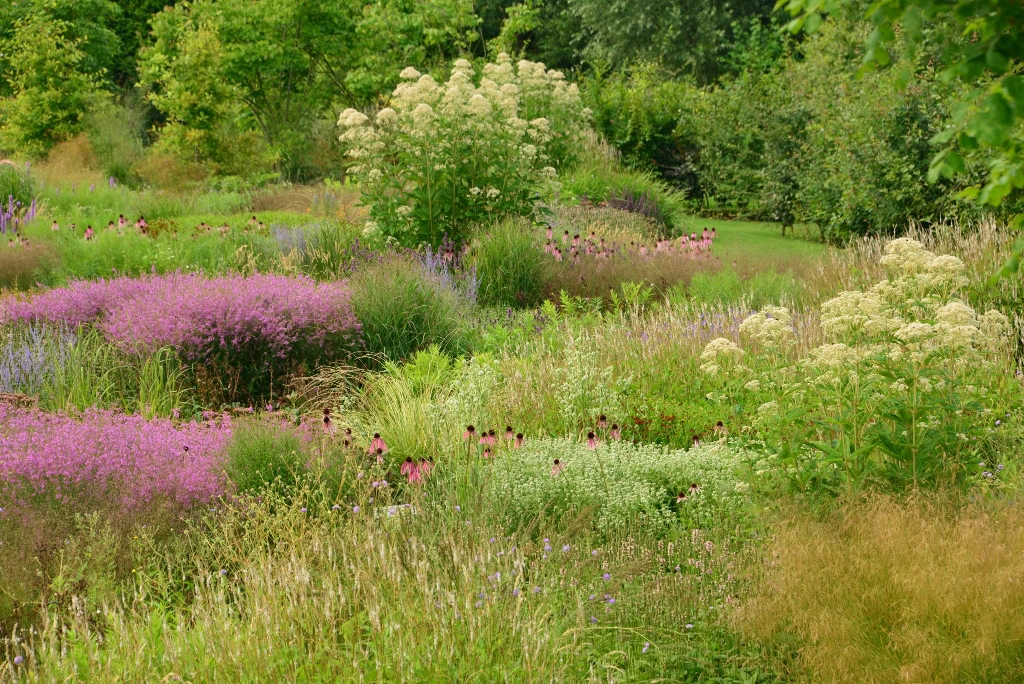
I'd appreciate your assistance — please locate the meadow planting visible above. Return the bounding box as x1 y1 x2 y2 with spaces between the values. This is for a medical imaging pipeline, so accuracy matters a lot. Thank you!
1 11 1023 682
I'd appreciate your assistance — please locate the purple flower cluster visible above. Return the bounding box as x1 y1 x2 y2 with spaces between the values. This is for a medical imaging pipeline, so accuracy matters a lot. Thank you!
2 273 361 361
0 404 233 509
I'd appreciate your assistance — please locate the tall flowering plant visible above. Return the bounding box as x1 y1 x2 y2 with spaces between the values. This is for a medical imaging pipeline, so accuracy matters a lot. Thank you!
338 54 590 247
707 238 1020 492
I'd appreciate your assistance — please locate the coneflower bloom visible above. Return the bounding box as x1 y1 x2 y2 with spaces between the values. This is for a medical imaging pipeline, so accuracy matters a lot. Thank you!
609 424 621 441
463 425 476 441
562 230 569 243
689 482 700 494
487 429 497 446
419 459 434 476
401 457 417 477
375 447 385 464
515 433 524 448
597 415 607 429
692 435 700 447
504 426 514 441
713 420 727 437
483 448 493 459
84 226 94 240
676 491 686 503
587 432 598 450
572 234 580 248
551 458 565 476
50 221 59 231
322 409 332 432
370 433 387 453
546 226 553 240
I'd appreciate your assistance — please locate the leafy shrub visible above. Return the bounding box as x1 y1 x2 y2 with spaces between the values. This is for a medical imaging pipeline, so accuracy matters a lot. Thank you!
708 238 1021 492
350 256 468 363
487 438 753 535
581 64 697 184
473 219 548 307
225 421 309 495
338 54 589 246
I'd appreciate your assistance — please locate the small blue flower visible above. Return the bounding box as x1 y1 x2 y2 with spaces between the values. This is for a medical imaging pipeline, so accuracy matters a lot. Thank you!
603 573 611 581
562 544 570 553
533 586 541 594
352 505 360 513
642 642 650 653
590 616 597 624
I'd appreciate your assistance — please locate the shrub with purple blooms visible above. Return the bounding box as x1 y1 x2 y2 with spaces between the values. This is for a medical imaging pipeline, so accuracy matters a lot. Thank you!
0 404 232 510
1 273 362 402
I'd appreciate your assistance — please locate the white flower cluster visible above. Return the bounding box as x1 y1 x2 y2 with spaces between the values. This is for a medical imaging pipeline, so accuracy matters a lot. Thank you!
487 438 754 533
699 337 746 377
739 306 794 348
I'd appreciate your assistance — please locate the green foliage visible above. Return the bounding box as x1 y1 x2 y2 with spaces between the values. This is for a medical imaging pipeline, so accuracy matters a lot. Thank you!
0 162 33 206
225 422 308 495
472 219 547 307
350 257 469 363
581 65 696 181
139 0 479 180
83 99 146 184
569 0 776 84
0 14 102 157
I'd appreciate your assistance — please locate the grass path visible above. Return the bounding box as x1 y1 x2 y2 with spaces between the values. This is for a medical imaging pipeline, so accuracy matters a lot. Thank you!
681 215 831 263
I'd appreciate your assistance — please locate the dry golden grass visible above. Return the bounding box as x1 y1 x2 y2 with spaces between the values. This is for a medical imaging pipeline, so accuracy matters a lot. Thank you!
32 135 106 188
735 495 1024 683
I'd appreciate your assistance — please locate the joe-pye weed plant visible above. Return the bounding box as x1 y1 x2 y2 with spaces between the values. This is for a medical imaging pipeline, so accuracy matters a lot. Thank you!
339 54 590 246
705 238 1021 492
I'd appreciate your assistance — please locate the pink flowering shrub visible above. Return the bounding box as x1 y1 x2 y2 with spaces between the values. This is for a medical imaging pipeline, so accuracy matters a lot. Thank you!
1 273 362 401
0 404 233 510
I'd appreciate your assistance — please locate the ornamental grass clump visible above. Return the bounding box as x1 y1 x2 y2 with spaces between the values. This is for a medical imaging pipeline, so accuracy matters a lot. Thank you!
705 237 1022 491
2 273 362 402
338 54 590 246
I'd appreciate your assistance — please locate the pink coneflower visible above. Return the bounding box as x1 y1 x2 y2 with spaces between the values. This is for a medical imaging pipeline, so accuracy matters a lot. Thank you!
639 245 648 256
419 459 434 476
51 221 59 231
487 429 497 446
551 459 565 476
118 214 127 228
676 491 686 503
572 234 580 248
401 457 417 477
711 228 717 239
504 426 514 441
515 432 524 448
692 435 700 447
84 226 94 240
546 226 553 240
562 230 569 244
375 447 385 464
370 433 387 453
702 228 709 240
713 421 727 437
597 414 607 429
463 425 476 441
322 408 332 432
588 231 596 242
544 240 554 253
343 427 352 447
483 448 493 459
689 482 700 494
609 424 621 441
554 248 563 262
587 432 598 450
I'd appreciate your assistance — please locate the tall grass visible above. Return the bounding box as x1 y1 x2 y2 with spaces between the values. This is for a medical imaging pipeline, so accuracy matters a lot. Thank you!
4 479 768 682
736 495 1024 683
350 257 469 363
473 219 548 307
